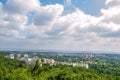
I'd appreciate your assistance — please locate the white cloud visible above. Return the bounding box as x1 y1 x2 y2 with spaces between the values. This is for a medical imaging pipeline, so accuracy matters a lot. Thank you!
4 0 40 14
102 0 120 23
33 4 64 26
0 0 120 52
105 0 112 4
105 0 120 7
0 1 27 39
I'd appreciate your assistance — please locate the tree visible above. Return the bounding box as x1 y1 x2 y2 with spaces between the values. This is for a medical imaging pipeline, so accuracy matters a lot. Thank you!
32 59 41 75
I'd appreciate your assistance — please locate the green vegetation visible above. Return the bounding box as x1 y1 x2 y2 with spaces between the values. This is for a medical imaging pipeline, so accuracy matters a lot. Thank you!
0 52 120 80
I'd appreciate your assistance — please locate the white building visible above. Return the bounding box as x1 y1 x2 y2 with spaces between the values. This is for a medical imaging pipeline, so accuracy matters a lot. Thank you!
23 54 29 58
42 58 55 65
72 63 79 67
25 56 41 66
80 64 89 69
57 62 89 69
17 54 22 58
9 54 15 59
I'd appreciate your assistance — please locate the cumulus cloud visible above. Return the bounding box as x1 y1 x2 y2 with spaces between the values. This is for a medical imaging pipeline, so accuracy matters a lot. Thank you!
33 12 53 26
4 0 40 14
0 1 27 39
98 0 120 39
100 29 120 38
33 4 64 26
105 0 120 7
0 0 120 52
101 6 120 24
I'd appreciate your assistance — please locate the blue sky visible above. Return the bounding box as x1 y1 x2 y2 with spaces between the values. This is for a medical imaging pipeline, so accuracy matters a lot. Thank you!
40 0 106 16
0 0 120 52
0 0 7 4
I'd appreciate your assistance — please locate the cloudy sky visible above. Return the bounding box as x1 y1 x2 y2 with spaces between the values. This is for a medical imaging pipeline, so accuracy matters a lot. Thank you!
0 0 120 52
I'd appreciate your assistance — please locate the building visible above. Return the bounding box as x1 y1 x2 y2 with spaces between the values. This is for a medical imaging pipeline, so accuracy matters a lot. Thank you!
16 54 22 58
72 63 79 67
42 58 55 65
9 54 15 59
80 64 89 69
23 54 29 58
57 62 89 69
25 56 41 66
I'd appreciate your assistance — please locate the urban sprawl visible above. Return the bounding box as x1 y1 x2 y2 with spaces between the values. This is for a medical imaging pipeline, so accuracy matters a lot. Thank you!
5 53 89 69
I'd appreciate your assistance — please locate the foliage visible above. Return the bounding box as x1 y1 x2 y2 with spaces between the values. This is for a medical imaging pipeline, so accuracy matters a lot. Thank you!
0 52 120 80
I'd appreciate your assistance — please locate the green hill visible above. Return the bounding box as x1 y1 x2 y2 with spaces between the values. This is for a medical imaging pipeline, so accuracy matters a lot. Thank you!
0 53 119 80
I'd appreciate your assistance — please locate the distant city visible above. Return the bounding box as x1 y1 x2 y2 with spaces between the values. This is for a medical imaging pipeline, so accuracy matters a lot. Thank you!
0 48 119 54
5 52 89 69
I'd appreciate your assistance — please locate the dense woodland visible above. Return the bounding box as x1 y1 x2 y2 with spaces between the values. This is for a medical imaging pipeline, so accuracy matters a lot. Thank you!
0 52 120 80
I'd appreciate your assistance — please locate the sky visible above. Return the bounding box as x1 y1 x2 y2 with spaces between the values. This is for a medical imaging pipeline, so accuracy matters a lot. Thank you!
0 0 120 52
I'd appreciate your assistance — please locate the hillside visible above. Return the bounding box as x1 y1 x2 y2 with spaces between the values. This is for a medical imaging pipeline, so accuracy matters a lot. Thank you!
0 52 119 80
